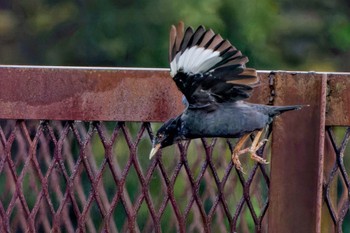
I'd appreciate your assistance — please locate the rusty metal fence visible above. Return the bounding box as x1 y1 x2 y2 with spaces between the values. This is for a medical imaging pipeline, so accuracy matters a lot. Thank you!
0 66 349 233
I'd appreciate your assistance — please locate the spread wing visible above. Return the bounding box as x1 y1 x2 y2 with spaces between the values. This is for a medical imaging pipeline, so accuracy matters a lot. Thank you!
169 22 259 109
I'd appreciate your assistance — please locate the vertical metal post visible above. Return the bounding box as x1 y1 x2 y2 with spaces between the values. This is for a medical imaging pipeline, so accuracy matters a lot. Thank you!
268 73 327 233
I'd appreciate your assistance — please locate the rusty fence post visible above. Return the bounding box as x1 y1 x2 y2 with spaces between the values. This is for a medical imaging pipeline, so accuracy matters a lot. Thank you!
268 72 327 233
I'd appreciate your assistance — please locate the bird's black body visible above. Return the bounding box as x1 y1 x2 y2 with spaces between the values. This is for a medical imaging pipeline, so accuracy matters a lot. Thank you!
149 22 302 158
155 101 301 149
181 102 287 138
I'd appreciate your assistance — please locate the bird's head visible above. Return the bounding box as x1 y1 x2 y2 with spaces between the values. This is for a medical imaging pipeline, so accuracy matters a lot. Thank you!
149 117 182 159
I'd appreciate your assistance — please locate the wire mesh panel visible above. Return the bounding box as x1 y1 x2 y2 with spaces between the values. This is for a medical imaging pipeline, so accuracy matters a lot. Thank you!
323 126 350 233
0 120 271 232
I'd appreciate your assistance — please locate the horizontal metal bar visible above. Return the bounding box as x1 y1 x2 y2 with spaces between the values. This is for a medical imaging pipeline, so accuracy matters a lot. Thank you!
0 65 348 124
1 65 350 75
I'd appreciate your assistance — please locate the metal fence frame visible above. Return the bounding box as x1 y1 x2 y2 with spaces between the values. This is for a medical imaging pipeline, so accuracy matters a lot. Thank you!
0 65 349 232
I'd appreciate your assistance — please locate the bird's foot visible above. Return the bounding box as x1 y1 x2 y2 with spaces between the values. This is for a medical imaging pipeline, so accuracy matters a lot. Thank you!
231 138 269 172
232 154 243 173
249 139 269 164
232 147 250 173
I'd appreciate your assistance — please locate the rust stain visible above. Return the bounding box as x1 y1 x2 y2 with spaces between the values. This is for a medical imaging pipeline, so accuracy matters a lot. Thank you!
0 66 349 123
326 74 350 126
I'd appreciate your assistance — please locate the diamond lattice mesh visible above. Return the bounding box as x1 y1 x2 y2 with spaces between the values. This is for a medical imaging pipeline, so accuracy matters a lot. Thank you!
323 126 350 232
0 120 271 232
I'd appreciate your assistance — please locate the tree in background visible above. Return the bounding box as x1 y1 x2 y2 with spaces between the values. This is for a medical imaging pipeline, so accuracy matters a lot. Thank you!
0 0 349 71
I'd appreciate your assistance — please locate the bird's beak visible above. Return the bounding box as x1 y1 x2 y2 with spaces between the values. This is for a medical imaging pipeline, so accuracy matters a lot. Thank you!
149 143 161 159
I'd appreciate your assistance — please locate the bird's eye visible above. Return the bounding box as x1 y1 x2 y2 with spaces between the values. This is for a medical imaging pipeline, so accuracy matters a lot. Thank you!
158 134 164 139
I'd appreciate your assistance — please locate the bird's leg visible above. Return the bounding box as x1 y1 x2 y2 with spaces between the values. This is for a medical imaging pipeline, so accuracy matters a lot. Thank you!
231 133 251 172
232 129 269 172
248 130 269 164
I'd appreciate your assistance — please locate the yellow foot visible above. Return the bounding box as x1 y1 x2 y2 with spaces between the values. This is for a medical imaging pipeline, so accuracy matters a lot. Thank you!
232 154 243 173
232 147 250 173
249 139 269 164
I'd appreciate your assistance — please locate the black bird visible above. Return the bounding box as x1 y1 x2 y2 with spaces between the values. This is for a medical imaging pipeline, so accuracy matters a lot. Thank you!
150 22 302 171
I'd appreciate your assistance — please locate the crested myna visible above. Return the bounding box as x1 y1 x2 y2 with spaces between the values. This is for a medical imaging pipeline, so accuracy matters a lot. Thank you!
150 22 302 171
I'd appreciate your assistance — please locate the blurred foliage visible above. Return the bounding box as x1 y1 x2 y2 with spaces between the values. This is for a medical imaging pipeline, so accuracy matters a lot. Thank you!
0 0 349 71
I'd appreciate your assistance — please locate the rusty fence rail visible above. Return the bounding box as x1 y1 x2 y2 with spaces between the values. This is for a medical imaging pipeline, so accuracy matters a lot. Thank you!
0 65 349 232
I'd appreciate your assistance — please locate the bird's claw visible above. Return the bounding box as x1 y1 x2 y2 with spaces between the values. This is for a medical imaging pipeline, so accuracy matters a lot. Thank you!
232 147 250 173
249 139 269 164
232 154 245 174
250 153 269 164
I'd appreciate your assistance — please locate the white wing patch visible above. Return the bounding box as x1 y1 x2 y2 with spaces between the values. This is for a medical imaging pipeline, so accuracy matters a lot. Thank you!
170 46 221 77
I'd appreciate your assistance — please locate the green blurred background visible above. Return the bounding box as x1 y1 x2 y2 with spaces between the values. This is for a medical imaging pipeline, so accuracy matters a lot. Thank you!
0 0 349 71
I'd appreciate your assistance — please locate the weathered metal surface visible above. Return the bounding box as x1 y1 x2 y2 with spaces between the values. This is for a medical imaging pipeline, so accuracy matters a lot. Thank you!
0 66 349 123
268 72 327 233
0 66 271 121
0 66 184 122
326 74 350 126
